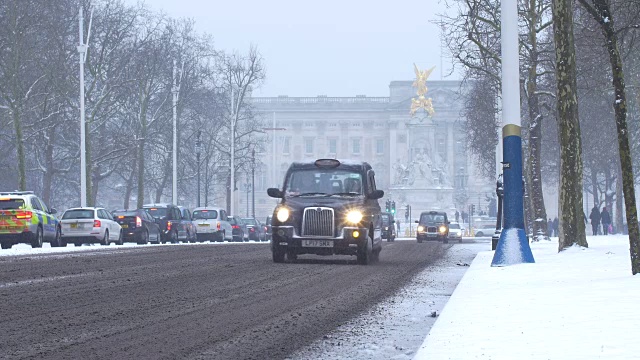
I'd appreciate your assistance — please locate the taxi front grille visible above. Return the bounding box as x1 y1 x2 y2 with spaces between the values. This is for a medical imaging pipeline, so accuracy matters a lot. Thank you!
302 208 334 237
427 226 437 233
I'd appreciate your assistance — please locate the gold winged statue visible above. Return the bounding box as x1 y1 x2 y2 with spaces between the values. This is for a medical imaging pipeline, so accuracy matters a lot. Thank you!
410 64 436 117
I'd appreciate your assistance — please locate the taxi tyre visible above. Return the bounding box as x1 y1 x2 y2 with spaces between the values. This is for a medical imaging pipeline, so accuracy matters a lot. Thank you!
116 230 124 245
31 226 44 248
417 237 423 243
357 238 372 265
272 245 285 263
1 242 11 249
101 230 109 246
286 250 297 262
137 230 149 245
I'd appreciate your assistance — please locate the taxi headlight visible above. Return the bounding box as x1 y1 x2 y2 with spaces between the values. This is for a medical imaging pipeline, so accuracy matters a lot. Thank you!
417 225 425 232
439 225 447 233
346 210 363 224
276 208 290 222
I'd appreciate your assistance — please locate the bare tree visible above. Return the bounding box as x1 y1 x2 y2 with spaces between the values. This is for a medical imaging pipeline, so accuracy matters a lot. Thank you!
551 0 588 249
575 0 640 273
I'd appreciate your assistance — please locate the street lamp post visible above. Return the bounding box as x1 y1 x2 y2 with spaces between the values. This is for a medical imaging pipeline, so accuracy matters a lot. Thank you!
230 89 236 216
77 6 93 207
251 149 255 218
491 0 534 266
195 131 202 207
172 61 180 206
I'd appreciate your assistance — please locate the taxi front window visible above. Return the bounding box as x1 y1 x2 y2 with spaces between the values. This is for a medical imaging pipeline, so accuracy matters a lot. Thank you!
285 169 363 196
0 199 25 210
420 214 445 224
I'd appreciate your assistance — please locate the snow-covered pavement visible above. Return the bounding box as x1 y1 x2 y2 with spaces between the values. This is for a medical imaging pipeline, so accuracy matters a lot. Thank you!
415 234 640 360
290 238 487 360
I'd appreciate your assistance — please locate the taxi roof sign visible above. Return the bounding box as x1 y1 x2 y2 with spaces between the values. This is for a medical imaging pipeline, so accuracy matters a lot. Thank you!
314 159 340 168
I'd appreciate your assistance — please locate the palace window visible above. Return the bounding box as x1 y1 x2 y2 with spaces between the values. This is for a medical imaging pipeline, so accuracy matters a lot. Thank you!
352 138 361 154
304 138 314 154
376 139 384 155
328 139 337 154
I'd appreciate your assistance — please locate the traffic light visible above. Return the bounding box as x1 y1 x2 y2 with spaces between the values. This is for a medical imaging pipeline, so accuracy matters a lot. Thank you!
471 204 475 216
391 201 396 214
405 204 410 221
385 200 391 212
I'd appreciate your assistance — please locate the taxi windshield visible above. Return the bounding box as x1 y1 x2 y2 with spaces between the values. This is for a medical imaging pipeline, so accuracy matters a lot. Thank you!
285 169 363 196
420 213 446 224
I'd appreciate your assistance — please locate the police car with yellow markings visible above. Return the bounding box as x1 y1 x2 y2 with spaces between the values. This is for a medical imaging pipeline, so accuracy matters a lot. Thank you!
0 191 62 249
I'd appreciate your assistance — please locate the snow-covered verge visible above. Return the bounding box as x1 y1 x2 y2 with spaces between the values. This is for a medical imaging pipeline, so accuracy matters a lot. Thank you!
415 234 640 360
289 239 487 360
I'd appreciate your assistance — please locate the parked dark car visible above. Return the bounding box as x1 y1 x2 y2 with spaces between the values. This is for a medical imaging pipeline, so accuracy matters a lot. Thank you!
242 217 266 241
113 209 161 244
177 206 197 243
416 211 450 243
265 215 273 242
143 204 185 243
381 212 396 242
267 158 384 265
227 216 246 242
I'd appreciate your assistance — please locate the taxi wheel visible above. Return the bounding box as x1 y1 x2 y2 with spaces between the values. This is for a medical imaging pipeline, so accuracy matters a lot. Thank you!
101 231 109 246
272 247 285 263
417 238 423 243
31 227 44 248
116 230 124 245
357 239 371 265
1 242 11 249
286 250 297 262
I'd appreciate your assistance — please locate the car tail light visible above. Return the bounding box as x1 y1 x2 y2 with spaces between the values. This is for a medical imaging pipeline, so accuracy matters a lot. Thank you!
250 227 255 232
136 216 142 227
15 211 32 219
167 221 172 231
93 219 101 228
232 225 239 229
264 226 268 231
217 223 221 230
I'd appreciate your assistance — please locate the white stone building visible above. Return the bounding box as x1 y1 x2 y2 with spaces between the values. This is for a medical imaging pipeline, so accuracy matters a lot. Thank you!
236 80 494 222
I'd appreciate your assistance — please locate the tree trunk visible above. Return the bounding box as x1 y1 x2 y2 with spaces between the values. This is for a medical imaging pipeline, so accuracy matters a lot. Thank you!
526 70 548 240
124 163 136 210
42 126 56 205
590 167 599 208
616 169 623 233
552 0 588 250
155 156 172 203
12 108 26 191
136 134 146 208
591 0 640 273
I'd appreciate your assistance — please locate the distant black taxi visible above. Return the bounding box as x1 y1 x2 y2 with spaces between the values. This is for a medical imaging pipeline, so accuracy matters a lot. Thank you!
416 210 450 243
267 159 384 265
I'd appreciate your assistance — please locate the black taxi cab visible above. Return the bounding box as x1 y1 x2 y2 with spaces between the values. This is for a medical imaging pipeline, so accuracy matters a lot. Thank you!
267 159 384 265
416 210 450 243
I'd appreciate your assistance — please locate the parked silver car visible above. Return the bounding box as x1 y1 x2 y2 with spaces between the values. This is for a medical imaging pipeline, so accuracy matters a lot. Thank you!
191 207 233 242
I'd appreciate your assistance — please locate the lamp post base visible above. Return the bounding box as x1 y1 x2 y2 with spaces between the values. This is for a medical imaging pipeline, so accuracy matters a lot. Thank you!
491 228 534 266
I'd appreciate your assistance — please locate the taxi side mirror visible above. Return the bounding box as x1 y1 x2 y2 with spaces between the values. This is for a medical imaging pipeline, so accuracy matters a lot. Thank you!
267 188 283 198
367 189 384 200
49 208 57 214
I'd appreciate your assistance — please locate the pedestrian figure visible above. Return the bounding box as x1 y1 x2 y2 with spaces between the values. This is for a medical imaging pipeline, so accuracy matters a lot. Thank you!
547 218 553 237
601 206 611 235
455 210 460 223
589 206 601 236
552 217 559 237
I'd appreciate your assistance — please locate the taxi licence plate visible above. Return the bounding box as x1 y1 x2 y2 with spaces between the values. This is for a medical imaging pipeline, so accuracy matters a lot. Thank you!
121 224 128 228
301 239 333 248
198 223 209 227
70 223 78 229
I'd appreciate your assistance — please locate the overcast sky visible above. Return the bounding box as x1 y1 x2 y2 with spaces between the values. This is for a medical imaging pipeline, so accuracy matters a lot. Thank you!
128 0 456 97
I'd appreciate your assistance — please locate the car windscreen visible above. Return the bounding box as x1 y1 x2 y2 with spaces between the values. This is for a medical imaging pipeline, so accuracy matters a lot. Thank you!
145 208 168 218
62 209 94 219
449 223 460 229
284 169 363 196
193 210 218 220
420 213 445 224
113 211 138 217
242 218 257 226
0 198 25 210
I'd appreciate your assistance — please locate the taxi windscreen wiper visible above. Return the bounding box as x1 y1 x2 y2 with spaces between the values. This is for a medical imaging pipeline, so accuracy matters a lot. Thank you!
329 192 361 196
294 192 328 197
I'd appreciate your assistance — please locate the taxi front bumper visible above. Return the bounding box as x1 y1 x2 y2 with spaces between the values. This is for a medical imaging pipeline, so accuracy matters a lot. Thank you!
272 225 368 256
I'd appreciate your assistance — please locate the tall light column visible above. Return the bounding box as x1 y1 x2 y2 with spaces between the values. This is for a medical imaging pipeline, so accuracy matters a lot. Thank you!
78 7 87 207
172 61 178 205
230 89 235 216
491 0 535 266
